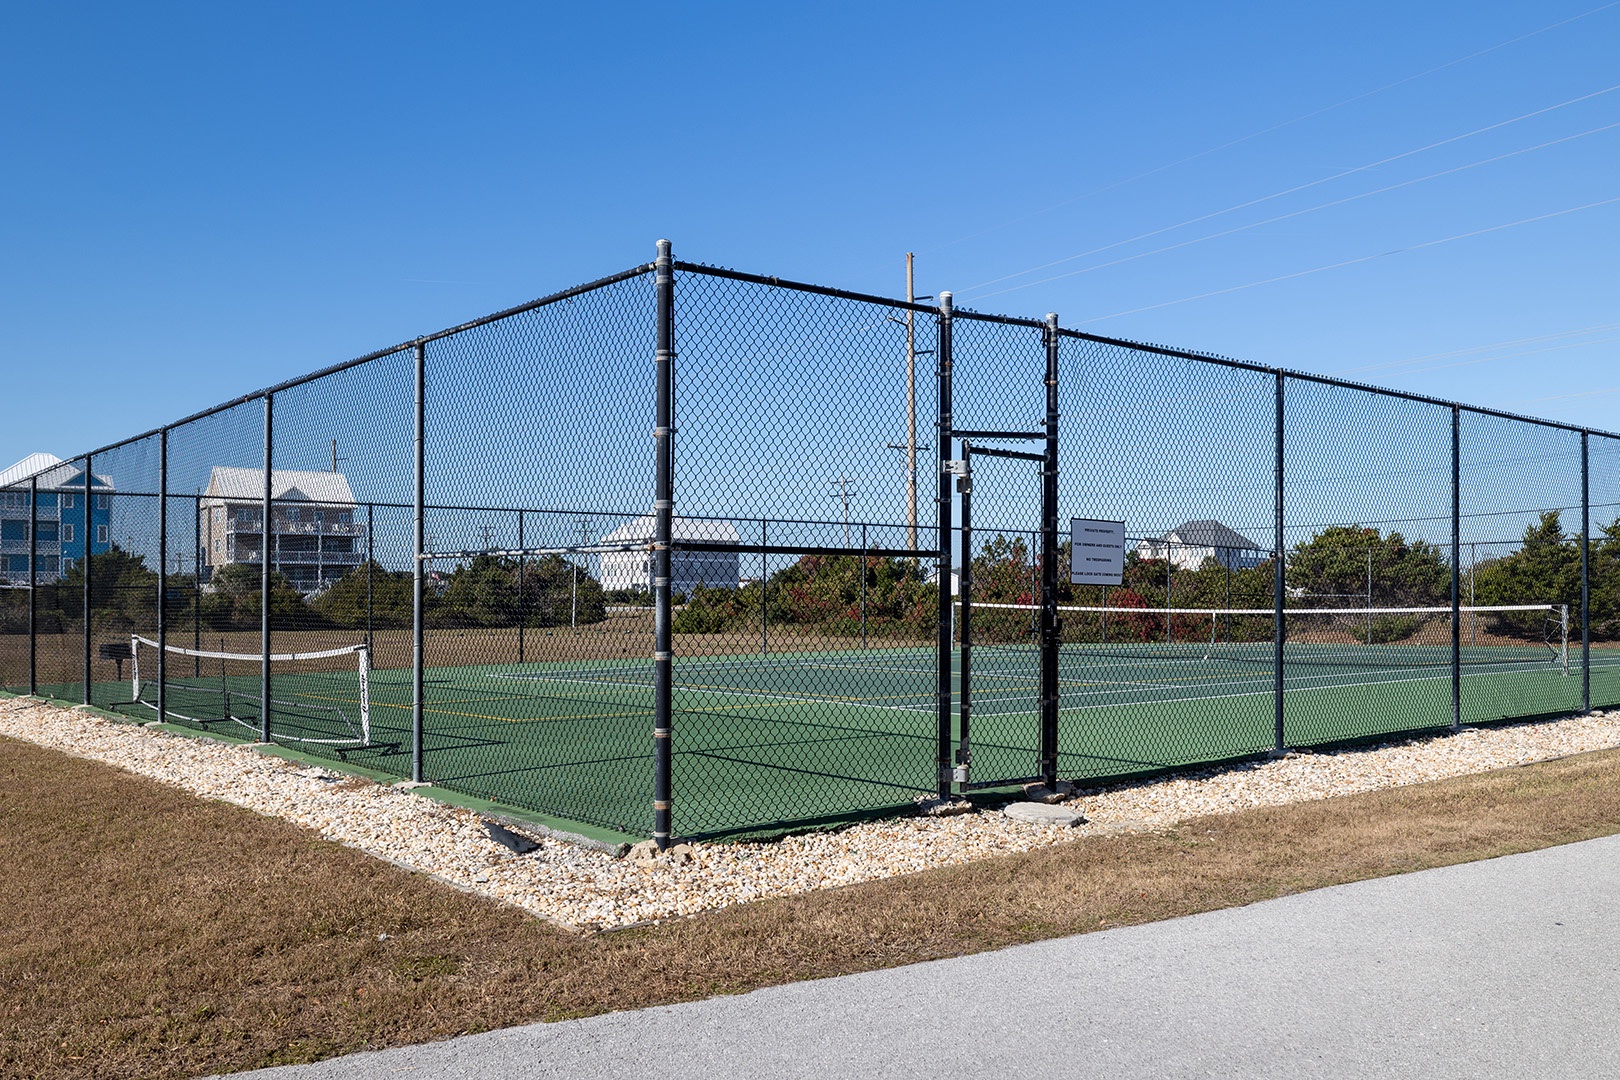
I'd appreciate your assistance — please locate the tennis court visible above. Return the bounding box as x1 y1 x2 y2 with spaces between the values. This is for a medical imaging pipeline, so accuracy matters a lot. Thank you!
72 628 1620 838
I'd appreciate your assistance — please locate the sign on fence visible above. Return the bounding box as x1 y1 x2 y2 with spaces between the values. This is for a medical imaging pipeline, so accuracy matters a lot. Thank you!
1070 518 1125 586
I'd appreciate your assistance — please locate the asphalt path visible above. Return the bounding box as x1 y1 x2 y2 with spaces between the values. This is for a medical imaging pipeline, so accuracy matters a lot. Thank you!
220 833 1620 1079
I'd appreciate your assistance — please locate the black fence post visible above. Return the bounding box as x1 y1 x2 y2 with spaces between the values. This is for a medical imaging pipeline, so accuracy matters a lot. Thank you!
1041 312 1060 790
653 239 676 849
936 290 955 797
365 504 374 654
1451 405 1461 732
517 509 525 665
27 474 36 697
1273 374 1285 753
83 454 92 706
158 428 167 724
412 340 427 783
261 394 273 742
1582 430 1591 714
192 495 201 677
958 442 973 785
760 520 767 655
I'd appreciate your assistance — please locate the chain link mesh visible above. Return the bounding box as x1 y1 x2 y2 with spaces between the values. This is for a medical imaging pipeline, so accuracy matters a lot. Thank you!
1 251 1614 840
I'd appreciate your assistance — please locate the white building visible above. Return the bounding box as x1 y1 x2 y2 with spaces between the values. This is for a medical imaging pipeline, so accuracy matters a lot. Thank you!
1134 520 1266 570
200 468 363 593
599 515 741 594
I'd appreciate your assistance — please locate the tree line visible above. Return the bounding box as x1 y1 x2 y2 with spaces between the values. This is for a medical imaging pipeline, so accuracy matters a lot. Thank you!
4 514 1615 643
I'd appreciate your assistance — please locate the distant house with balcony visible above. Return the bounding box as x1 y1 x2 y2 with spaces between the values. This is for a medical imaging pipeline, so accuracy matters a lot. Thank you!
0 453 114 584
200 468 363 594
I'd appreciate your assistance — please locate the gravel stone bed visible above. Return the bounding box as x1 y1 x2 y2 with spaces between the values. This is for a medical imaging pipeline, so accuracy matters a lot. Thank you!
3 695 1618 932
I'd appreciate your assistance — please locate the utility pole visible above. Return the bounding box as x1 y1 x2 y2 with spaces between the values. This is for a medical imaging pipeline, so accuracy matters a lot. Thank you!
477 523 497 550
905 253 917 549
830 476 858 547
885 254 929 551
331 439 348 474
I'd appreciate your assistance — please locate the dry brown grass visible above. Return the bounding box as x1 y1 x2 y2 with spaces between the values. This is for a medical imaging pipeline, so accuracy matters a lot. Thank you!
5 734 1620 1079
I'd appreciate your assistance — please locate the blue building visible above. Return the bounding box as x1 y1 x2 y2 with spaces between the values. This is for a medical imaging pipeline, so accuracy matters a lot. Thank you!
0 453 115 585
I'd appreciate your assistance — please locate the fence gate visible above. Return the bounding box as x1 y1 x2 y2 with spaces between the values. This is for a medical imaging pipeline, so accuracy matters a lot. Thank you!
954 439 1058 790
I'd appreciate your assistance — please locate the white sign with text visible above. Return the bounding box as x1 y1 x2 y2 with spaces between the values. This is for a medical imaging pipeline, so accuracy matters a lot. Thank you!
1069 518 1125 586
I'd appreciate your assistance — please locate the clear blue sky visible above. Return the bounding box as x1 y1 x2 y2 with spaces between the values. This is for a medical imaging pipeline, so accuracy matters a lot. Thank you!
3 0 1617 473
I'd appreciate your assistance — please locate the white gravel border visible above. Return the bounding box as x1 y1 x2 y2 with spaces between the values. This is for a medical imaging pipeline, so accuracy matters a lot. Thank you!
3 694 1618 932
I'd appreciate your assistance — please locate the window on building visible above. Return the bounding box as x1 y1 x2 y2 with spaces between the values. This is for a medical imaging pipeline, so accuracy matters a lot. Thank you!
94 494 110 510
236 508 255 523
61 494 75 509
61 523 74 543
97 525 108 545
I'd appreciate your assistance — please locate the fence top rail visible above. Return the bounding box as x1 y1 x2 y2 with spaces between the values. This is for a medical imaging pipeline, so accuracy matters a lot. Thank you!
672 258 1617 441
13 262 656 481
12 251 1619 492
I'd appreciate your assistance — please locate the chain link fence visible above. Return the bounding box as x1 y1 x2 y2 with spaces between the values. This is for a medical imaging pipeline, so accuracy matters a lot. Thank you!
2 243 1616 842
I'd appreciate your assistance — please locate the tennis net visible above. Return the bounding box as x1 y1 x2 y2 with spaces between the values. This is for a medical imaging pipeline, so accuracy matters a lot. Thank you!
959 602 1569 672
126 635 382 749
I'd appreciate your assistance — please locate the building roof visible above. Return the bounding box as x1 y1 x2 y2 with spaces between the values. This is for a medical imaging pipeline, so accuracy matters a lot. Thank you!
0 453 63 489
1159 520 1262 551
600 515 742 545
201 467 356 505
0 453 115 492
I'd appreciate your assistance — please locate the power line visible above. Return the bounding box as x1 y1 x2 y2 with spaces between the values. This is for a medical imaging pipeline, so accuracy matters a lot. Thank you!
907 1 1620 264
1329 319 1620 376
1076 194 1620 325
962 81 1620 299
967 119 1620 302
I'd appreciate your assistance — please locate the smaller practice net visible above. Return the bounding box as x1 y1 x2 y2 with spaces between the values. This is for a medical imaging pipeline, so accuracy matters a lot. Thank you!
126 635 382 749
962 603 1570 673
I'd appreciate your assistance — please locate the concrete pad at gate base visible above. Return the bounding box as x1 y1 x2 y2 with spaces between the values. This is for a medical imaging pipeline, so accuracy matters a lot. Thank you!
1001 801 1083 826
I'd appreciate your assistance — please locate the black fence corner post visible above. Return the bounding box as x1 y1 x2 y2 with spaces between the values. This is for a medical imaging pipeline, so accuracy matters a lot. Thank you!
1451 405 1461 732
84 454 93 706
1273 373 1285 754
653 239 676 849
1041 312 1060 790
261 393 274 742
1582 430 1591 714
412 340 427 783
936 290 955 798
158 428 168 725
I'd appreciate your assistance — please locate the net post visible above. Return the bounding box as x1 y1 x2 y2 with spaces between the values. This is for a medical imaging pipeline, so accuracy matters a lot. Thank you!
1040 311 1060 790
27 474 36 697
83 454 92 706
412 339 426 783
1451 405 1461 732
936 290 955 798
261 394 273 742
1581 430 1590 710
1272 374 1285 754
653 239 675 850
157 427 167 724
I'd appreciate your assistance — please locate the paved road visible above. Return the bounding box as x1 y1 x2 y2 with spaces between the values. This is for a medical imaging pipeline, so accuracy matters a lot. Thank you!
222 834 1620 1079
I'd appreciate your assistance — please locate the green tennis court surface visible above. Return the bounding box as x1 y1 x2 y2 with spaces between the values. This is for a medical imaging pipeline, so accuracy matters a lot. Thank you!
58 639 1620 839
